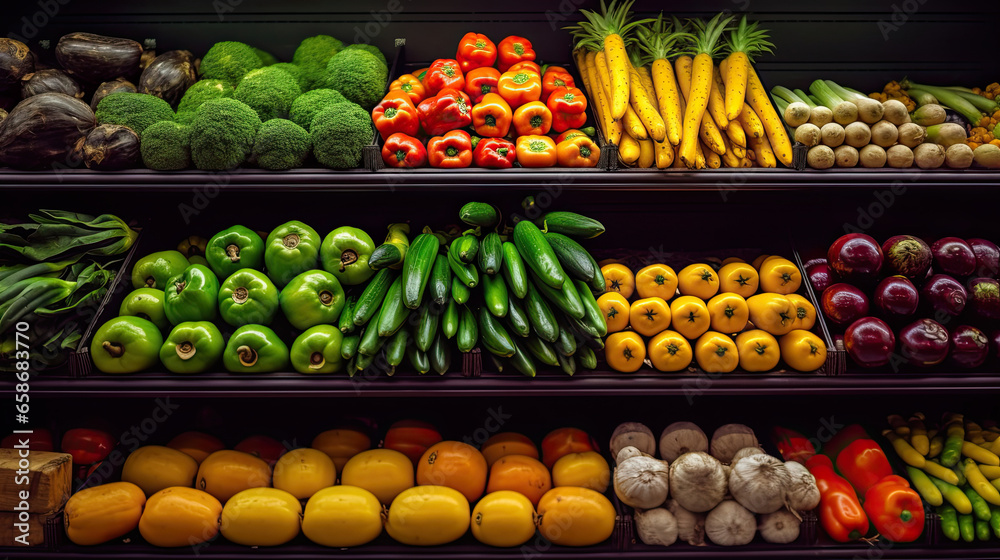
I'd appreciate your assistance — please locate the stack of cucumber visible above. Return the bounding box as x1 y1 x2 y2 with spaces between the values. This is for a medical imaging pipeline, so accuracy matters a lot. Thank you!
340 201 608 377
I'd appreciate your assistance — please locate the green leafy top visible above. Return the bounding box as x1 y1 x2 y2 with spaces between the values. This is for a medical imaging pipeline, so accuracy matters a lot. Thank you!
689 13 735 58
564 0 653 52
635 13 695 65
724 15 775 61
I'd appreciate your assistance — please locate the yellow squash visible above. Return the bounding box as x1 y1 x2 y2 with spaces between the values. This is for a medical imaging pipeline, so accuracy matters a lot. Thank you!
311 427 371 471
786 293 817 330
385 485 470 546
537 487 616 546
601 263 635 298
552 451 611 492
779 330 827 372
272 447 336 500
604 331 646 373
669 296 711 340
122 445 198 497
707 292 749 334
718 261 759 298
628 297 671 337
759 257 802 294
471 490 537 548
138 487 222 547
695 331 739 373
634 263 678 300
734 329 781 372
341 448 414 505
677 263 720 299
747 293 796 336
64 481 146 546
220 487 301 547
647 330 693 372
597 291 631 333
302 486 383 547
196 450 272 503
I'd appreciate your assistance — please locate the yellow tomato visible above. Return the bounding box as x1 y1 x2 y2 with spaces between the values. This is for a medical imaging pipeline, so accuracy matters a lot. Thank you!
385 486 470 546
786 293 817 330
677 263 719 300
341 448 414 504
751 254 772 270
718 262 760 298
272 448 336 500
669 296 711 340
694 331 739 373
480 432 539 466
311 427 371 471
597 291 630 333
196 450 272 503
759 257 802 294
64 481 146 546
734 329 781 372
471 490 537 547
302 486 383 547
601 263 635 298
537 487 615 546
628 296 671 337
604 331 646 373
647 330 693 372
552 451 611 492
747 293 796 336
634 263 678 300
721 256 745 265
122 445 198 497
220 488 301 546
707 292 749 334
138 487 222 547
780 329 828 372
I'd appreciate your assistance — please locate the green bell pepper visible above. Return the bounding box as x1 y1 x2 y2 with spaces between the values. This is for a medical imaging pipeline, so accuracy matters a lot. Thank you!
119 288 171 331
320 226 376 286
279 270 346 331
206 225 265 280
219 268 279 327
163 264 220 325
290 325 343 374
131 250 190 290
90 316 164 374
159 321 224 374
223 324 289 373
265 220 322 288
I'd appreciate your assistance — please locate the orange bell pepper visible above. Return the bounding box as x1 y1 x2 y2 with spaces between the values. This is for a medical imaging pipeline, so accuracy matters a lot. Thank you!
372 91 420 141
508 60 542 76
515 135 557 168
556 136 601 168
388 74 427 105
512 101 552 136
498 69 542 109
464 67 501 104
471 93 513 138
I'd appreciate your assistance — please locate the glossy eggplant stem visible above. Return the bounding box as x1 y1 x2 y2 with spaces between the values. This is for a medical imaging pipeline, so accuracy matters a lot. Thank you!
232 286 249 304
309 352 325 369
226 243 241 262
237 345 258 367
102 340 124 358
283 234 300 249
319 290 334 305
340 249 358 272
176 342 196 360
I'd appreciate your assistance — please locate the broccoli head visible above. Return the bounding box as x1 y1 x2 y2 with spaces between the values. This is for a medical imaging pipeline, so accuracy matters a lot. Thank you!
234 66 302 121
252 47 278 66
141 121 191 171
319 49 388 111
199 41 263 87
251 118 312 171
292 35 344 90
311 101 372 169
175 79 234 124
271 62 308 92
344 43 387 67
289 88 346 131
189 97 262 171
95 92 175 135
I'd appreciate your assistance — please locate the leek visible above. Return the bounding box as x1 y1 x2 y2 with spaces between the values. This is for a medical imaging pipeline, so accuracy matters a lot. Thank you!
901 79 984 124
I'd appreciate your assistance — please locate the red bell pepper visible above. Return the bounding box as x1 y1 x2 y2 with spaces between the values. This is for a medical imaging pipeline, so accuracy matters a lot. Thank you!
473 138 516 169
465 67 501 105
508 60 542 76
456 32 497 73
546 86 588 133
381 133 427 168
771 426 817 463
372 91 420 141
424 59 465 96
2 428 54 451
806 454 870 542
836 439 894 498
863 475 924 542
427 129 473 168
417 88 473 136
824 423 872 459
542 69 576 102
497 35 536 73
61 428 115 465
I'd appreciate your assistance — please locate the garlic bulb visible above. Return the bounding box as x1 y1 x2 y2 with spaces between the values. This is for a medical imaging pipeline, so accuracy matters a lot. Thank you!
614 456 670 509
610 422 656 458
710 424 758 463
705 500 756 546
758 509 801 544
659 421 708 462
728 453 791 514
785 461 820 511
616 445 644 464
730 446 766 465
635 507 678 546
667 499 706 546
668 451 727 512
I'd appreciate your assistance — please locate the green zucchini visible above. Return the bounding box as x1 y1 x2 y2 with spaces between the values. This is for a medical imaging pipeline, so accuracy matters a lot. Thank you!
478 232 504 276
457 305 478 353
377 276 411 337
442 298 460 339
402 233 439 310
454 234 479 264
429 331 450 375
415 300 439 352
577 345 597 369
339 295 358 334
452 275 471 304
557 353 577 376
407 345 430 374
524 335 559 366
575 279 607 337
505 294 530 337
459 202 499 229
385 328 409 367
530 269 585 319
513 220 566 289
352 268 395 326
482 273 509 318
540 211 605 238
508 338 537 377
341 333 360 360
545 232 596 283
524 282 559 342
478 306 516 357
429 254 451 305
448 248 479 289
501 241 529 299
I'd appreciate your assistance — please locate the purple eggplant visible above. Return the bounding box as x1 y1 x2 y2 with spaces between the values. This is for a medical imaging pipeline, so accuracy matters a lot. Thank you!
881 235 932 279
844 317 895 368
874 276 919 319
967 238 1000 279
828 233 883 281
821 283 870 326
806 260 834 294
921 274 967 317
967 277 1000 322
931 237 976 277
950 325 988 368
899 319 950 367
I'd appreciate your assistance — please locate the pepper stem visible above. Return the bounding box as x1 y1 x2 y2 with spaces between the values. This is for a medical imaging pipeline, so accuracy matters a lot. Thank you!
900 509 912 522
232 286 249 304
144 276 156 288
102 340 124 358
176 342 196 360
226 244 241 263
237 345 258 367
340 249 358 272
319 290 334 305
174 280 186 293
309 352 325 370
282 233 300 249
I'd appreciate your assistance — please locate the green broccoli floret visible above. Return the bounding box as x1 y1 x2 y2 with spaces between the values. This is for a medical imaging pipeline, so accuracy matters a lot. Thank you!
344 43 387 67
234 66 302 121
95 92 175 135
311 101 372 169
292 35 344 90
175 79 235 124
289 88 346 131
252 47 278 66
199 41 263 87
271 63 308 92
318 49 388 111
141 121 191 171
250 118 312 171
189 98 262 170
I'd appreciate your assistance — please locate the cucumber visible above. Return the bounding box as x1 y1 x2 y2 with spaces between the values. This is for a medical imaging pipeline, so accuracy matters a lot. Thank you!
554 317 578 357
589 263 606 295
501 241 529 299
452 275 471 304
402 233 439 310
506 294 530 337
478 232 503 276
368 243 403 271
353 268 396 326
457 305 478 353
488 352 504 373
442 298 460 339
513 220 566 289
575 279 607 337
377 276 411 337
540 211 605 238
429 331 451 375
385 328 408 367
482 273 509 318
429 254 451 305
355 350 375 372
453 234 479 264
358 302 387 356
339 295 358 334
407 344 430 374
415 300 439 352
557 353 577 376
570 314 602 341
478 306 516 357
448 248 479 289
459 202 499 229
345 354 357 377
341 333 360 360
524 336 559 366
577 345 597 370
530 269 585 319
545 232 596 283
508 338 537 377
524 282 559 342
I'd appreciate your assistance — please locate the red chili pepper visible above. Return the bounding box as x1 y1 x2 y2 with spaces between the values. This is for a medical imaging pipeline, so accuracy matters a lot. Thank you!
381 133 427 168
806 454 870 542
464 67 501 105
497 35 536 73
2 429 54 451
824 424 872 459
863 475 925 543
771 425 817 463
473 137 516 169
61 428 115 465
417 88 473 136
542 70 576 102
427 129 473 168
836 439 894 498
424 59 466 96
372 91 420 141
546 86 588 133
455 32 497 73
